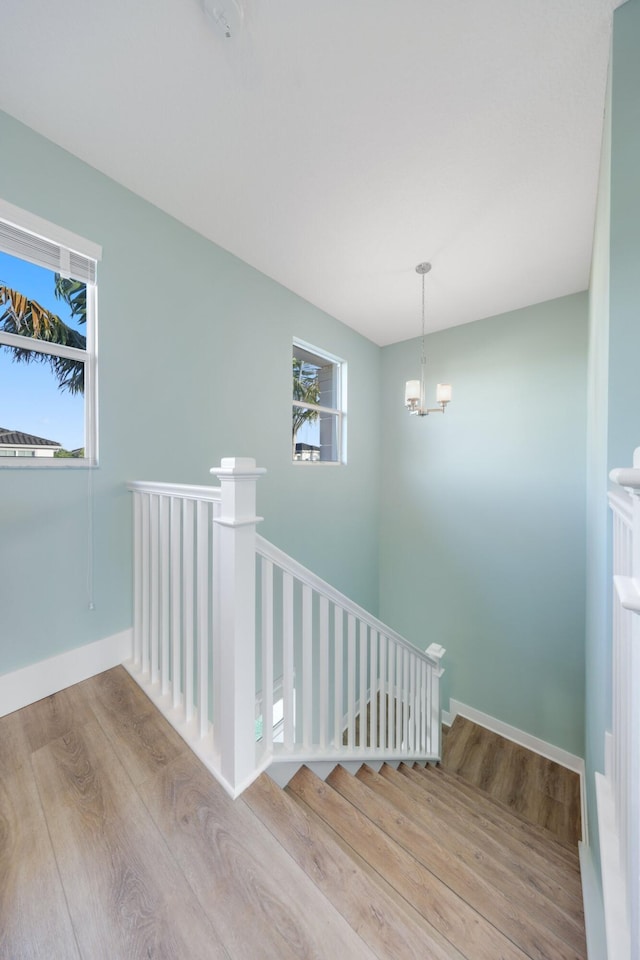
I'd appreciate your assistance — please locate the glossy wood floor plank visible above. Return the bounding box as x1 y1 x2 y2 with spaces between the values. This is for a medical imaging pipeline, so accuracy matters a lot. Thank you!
0 762 81 960
138 752 376 960
31 720 230 960
0 707 32 778
20 684 97 754
79 666 186 786
245 769 455 960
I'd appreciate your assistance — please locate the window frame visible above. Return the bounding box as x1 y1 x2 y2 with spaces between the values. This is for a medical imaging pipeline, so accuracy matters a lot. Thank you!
292 338 346 466
0 199 100 468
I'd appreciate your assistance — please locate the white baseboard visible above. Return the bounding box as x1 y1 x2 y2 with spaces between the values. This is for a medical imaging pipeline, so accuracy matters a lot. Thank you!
443 698 587 843
0 629 133 718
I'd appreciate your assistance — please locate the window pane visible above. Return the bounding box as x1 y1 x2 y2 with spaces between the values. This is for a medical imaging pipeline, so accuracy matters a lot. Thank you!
0 344 84 455
0 251 87 349
292 407 338 462
292 354 321 405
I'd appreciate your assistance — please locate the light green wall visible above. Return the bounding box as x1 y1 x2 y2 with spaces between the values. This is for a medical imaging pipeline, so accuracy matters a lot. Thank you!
379 294 588 756
0 110 381 675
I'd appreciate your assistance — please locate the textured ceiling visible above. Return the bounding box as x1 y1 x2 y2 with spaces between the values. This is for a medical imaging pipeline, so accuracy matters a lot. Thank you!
0 0 620 345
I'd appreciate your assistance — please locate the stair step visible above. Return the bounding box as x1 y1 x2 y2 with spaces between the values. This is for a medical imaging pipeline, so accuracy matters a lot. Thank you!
442 716 581 847
361 764 584 953
289 765 531 960
328 764 585 960
395 763 584 908
424 761 581 863
243 771 464 960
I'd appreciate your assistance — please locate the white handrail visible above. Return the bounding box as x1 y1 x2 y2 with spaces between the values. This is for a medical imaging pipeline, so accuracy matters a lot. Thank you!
128 480 222 502
256 534 439 666
610 467 640 490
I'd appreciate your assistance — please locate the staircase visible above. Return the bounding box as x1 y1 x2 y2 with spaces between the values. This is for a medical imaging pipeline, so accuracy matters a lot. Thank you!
244 755 585 960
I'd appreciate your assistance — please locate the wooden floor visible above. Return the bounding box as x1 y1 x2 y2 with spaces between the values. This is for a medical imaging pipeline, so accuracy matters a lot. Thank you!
441 715 582 845
1 667 585 959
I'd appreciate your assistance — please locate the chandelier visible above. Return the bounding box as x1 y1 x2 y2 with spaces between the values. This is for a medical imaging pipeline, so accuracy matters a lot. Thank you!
404 263 452 416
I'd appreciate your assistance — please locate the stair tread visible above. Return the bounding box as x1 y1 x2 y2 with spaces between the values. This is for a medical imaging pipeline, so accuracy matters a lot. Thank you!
442 716 581 846
243 771 466 960
396 763 583 904
426 762 581 861
327 764 585 960
289 765 533 960
361 764 584 948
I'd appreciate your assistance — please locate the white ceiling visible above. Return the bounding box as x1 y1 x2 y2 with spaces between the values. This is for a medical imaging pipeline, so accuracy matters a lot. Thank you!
0 0 620 346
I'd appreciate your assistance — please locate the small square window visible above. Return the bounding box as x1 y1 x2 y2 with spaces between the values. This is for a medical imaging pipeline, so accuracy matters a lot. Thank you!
292 340 345 464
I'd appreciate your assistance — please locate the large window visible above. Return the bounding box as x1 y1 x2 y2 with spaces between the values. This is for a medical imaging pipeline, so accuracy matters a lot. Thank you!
292 339 345 463
0 200 100 465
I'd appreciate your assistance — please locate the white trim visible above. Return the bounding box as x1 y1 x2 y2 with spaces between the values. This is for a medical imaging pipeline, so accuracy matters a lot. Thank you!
0 629 132 717
596 771 631 960
445 698 587 842
0 197 102 262
579 841 608 960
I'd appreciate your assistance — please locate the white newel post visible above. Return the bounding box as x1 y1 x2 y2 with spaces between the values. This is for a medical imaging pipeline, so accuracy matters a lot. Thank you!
426 642 446 756
211 457 266 796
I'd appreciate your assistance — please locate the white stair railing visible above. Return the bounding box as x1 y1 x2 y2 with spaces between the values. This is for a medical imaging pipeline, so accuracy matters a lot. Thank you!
128 458 445 799
600 448 640 960
255 535 445 769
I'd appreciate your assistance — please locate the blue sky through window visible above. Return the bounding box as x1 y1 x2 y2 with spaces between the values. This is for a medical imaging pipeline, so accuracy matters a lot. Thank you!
0 251 85 449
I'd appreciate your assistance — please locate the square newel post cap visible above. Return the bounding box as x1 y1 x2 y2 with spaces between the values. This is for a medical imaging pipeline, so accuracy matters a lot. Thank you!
211 457 266 528
211 457 267 480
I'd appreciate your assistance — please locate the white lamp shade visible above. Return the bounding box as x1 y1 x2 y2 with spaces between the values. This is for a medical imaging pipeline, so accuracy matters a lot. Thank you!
436 383 452 403
405 379 421 404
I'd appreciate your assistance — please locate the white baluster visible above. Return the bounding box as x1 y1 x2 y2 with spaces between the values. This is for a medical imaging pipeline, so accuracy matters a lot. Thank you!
409 652 416 752
369 630 378 750
133 492 142 667
261 558 274 753
395 644 403 749
387 639 395 750
160 495 170 697
359 621 367 748
170 496 182 710
196 499 209 739
183 498 194 724
319 596 329 750
333 607 343 749
402 647 409 751
302 583 312 749
347 614 356 748
420 659 427 753
283 571 294 750
150 494 159 684
379 634 387 751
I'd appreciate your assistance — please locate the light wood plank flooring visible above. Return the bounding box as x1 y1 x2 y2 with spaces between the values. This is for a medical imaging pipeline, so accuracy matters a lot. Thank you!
441 715 582 846
1 667 585 959
0 667 375 960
